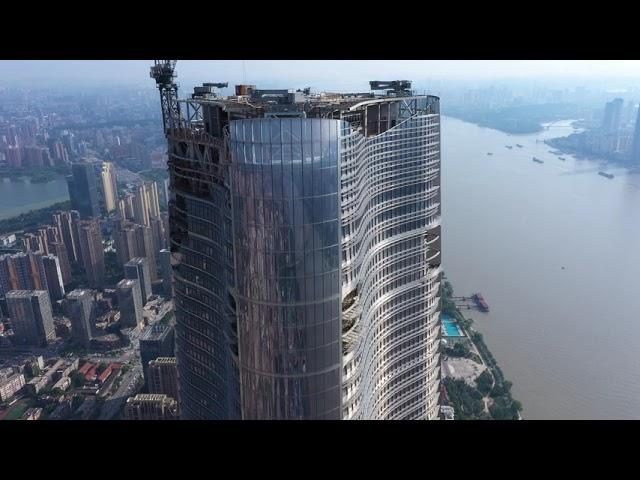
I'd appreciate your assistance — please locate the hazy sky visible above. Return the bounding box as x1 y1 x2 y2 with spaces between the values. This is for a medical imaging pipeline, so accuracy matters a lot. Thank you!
1 60 640 89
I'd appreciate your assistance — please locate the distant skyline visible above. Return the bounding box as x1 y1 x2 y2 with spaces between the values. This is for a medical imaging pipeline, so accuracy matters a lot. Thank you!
1 60 640 90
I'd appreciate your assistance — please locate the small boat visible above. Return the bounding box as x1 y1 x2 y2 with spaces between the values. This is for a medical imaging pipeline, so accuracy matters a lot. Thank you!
533 157 544 164
516 144 523 148
598 171 614 179
505 145 513 149
558 157 566 161
486 152 493 156
473 293 489 312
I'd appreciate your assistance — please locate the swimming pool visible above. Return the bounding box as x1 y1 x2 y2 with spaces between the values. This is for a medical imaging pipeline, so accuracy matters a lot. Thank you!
442 314 464 337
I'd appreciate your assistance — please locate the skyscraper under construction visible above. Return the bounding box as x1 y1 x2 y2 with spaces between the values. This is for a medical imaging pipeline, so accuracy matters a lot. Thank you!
152 63 441 420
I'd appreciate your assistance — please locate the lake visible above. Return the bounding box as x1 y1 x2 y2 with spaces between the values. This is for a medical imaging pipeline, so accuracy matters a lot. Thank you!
0 176 70 220
442 116 640 419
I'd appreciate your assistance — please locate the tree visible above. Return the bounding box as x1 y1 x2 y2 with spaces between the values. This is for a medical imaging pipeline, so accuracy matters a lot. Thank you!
476 370 493 396
71 371 85 388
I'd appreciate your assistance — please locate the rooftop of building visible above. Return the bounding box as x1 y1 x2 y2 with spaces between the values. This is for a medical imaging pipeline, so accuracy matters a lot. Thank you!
127 393 175 404
66 289 93 299
140 323 172 342
125 257 147 266
116 279 138 289
176 80 439 121
5 289 47 298
149 357 176 365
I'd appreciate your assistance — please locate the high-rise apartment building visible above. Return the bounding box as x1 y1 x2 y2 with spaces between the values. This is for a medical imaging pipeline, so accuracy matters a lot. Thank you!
53 210 81 264
0 252 50 298
124 394 178 420
124 257 152 306
116 279 143 329
154 72 442 420
631 107 640 164
63 289 96 346
132 181 161 227
67 162 101 219
603 98 624 134
148 357 179 401
41 255 65 302
6 290 55 346
118 194 136 221
49 242 72 286
112 220 157 280
76 219 105 289
101 162 118 213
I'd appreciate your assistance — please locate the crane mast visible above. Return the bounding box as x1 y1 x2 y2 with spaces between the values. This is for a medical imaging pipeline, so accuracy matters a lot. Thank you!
150 60 181 133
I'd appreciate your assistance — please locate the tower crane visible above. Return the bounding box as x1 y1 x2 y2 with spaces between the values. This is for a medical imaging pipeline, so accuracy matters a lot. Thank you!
150 60 181 132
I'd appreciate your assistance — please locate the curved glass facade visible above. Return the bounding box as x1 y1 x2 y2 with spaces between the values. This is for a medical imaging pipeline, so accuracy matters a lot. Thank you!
230 118 343 419
340 104 442 420
162 84 441 420
168 137 240 420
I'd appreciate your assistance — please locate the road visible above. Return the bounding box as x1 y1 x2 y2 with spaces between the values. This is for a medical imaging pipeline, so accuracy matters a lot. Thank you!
97 362 143 420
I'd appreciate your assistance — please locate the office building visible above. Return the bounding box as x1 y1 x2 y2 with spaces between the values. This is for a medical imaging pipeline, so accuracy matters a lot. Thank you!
6 290 55 346
41 255 65 302
76 219 105 289
67 162 100 219
124 394 178 420
124 257 152 305
153 69 441 419
139 324 174 387
159 249 173 298
116 279 143 329
63 289 95 346
101 162 118 213
148 357 178 401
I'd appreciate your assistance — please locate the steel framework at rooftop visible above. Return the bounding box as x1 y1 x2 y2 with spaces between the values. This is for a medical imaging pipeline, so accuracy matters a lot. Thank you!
150 60 181 132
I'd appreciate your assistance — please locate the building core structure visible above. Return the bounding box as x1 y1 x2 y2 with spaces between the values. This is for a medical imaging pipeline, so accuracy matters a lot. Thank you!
152 63 442 420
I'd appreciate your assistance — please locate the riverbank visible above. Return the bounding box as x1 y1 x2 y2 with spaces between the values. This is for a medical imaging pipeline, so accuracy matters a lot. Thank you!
444 103 586 135
440 278 523 420
0 200 72 235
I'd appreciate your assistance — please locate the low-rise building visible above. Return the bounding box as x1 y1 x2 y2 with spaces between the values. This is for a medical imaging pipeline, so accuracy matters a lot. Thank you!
0 373 25 401
52 376 71 392
25 375 50 396
440 405 455 420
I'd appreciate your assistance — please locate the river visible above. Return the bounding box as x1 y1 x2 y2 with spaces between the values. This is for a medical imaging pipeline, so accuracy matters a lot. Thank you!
0 176 70 220
442 116 640 419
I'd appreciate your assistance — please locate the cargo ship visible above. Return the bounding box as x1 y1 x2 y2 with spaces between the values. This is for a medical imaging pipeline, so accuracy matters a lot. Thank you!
598 171 614 179
532 157 544 164
558 157 566 161
473 293 489 312
505 145 513 149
